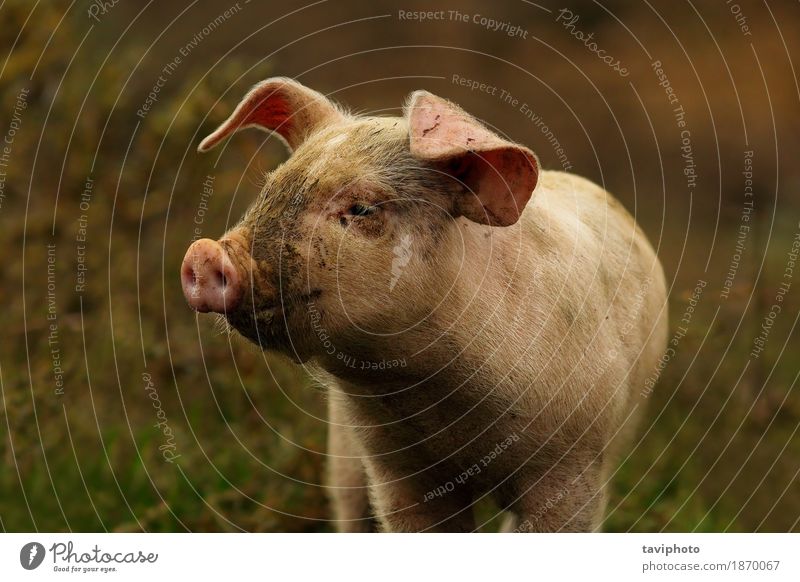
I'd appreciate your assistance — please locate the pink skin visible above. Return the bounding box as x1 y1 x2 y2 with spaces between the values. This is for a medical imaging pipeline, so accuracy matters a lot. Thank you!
180 238 242 313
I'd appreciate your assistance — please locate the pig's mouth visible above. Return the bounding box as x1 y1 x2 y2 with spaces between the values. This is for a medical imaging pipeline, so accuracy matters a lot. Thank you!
221 289 322 358
181 236 321 359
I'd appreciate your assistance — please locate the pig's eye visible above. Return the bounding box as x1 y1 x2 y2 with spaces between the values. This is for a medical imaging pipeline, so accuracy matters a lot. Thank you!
348 203 376 217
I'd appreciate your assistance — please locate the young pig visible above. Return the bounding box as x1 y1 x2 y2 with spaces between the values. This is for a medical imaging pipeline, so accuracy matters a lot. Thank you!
181 78 668 532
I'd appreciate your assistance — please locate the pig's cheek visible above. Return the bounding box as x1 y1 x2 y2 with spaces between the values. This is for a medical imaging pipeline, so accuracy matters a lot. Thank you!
298 236 328 297
310 235 332 271
353 215 386 239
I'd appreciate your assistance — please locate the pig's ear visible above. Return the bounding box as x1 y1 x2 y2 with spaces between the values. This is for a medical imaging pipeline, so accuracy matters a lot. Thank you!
198 77 342 153
406 91 539 227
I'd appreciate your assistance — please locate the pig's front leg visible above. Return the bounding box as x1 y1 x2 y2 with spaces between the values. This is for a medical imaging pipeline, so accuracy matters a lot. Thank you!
327 398 376 532
363 459 476 532
511 457 607 532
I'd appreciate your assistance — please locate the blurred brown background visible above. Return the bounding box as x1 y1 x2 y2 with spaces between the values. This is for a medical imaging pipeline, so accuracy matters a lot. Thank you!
1 0 798 531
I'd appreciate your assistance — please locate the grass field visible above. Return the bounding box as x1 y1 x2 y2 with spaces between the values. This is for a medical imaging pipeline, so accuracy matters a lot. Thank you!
1 0 798 532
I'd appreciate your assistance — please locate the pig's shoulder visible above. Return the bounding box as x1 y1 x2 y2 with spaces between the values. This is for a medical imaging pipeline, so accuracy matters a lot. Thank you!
533 170 624 212
526 170 639 238
519 170 658 273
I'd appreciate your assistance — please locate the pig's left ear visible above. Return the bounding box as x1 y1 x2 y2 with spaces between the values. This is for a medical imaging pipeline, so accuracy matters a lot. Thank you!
198 77 342 153
407 91 539 227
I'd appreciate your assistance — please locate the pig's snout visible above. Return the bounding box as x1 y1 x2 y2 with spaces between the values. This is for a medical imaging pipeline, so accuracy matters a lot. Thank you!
181 238 242 313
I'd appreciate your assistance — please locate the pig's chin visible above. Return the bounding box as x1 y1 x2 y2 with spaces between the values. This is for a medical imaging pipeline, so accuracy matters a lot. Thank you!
223 308 313 363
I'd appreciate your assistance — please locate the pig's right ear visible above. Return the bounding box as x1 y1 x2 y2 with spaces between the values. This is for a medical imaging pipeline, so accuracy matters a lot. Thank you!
406 91 539 227
198 77 342 153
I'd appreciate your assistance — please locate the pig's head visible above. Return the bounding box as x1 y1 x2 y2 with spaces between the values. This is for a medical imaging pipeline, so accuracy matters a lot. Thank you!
181 77 538 363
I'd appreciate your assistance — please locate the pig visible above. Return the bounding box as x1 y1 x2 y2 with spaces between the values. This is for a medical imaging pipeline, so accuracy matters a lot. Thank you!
181 77 669 532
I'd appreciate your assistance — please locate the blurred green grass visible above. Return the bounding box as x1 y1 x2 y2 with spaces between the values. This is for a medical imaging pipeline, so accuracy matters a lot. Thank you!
1 0 798 532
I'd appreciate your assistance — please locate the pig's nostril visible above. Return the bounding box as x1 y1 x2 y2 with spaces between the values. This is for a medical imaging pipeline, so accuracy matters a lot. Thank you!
181 262 197 288
212 268 225 288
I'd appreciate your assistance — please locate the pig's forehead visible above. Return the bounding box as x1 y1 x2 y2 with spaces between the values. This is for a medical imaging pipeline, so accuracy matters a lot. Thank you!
287 116 409 173
314 116 409 149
